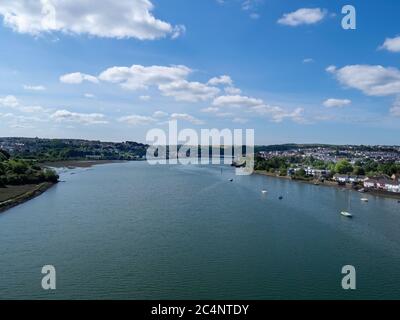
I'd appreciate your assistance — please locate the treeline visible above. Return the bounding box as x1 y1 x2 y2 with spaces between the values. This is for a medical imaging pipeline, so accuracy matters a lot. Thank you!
255 155 400 178
0 149 58 187
0 138 148 161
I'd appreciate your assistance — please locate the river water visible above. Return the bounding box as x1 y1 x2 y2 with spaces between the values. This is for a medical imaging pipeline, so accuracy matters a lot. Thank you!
0 161 399 299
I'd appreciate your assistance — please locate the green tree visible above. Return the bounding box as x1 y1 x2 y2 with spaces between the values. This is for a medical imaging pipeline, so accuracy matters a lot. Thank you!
353 166 365 176
335 160 353 174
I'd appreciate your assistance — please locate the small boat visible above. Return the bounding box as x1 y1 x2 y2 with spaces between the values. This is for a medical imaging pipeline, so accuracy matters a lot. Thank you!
341 211 353 218
361 198 369 202
341 193 353 218
279 196 283 200
229 178 233 182
261 190 268 194
358 188 366 193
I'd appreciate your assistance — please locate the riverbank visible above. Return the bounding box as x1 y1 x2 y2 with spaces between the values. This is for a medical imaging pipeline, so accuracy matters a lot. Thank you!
254 170 400 200
42 160 127 169
0 182 56 214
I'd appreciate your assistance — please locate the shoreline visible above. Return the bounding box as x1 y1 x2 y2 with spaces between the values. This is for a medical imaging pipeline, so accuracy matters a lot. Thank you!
0 182 56 214
254 170 400 200
0 160 124 214
41 159 128 169
0 160 128 214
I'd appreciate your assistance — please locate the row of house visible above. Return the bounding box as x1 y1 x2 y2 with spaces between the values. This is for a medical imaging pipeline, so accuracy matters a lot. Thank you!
333 174 400 193
363 174 400 193
287 167 331 177
333 174 366 184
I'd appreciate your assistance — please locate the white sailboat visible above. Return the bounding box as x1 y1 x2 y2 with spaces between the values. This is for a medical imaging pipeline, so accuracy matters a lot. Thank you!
341 192 353 218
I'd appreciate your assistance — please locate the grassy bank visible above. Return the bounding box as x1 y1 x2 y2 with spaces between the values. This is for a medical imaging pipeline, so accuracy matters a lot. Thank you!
0 182 56 213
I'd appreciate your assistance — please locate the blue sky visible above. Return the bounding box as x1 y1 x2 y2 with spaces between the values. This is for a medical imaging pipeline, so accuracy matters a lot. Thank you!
0 0 399 145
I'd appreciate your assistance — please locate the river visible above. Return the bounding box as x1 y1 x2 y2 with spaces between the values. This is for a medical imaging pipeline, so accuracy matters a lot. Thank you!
0 161 399 299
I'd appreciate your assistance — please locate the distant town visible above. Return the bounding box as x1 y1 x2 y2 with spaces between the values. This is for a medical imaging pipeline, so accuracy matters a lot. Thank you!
1 137 400 196
255 144 400 195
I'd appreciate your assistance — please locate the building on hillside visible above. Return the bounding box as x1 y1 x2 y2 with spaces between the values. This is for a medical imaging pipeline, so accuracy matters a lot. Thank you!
364 178 378 189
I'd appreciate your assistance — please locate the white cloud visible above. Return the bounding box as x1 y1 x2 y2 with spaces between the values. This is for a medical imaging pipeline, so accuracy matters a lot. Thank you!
326 65 337 73
327 64 400 96
118 114 155 125
170 113 204 125
152 111 168 118
60 72 99 84
212 94 306 123
0 95 51 114
98 64 191 90
158 80 220 102
213 95 263 108
303 58 314 64
224 86 242 95
278 8 326 26
201 107 220 113
98 64 220 102
323 98 351 108
251 104 305 123
380 36 400 53
0 0 184 40
51 110 107 124
23 84 46 91
207 75 233 86
0 95 19 108
84 93 95 98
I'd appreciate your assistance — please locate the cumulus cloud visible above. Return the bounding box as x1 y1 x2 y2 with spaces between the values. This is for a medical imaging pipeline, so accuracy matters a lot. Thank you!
51 110 107 124
170 113 204 125
152 111 168 118
0 0 184 40
224 86 242 95
158 80 220 102
118 114 155 125
23 84 46 91
212 94 305 123
323 98 351 108
213 95 263 108
251 104 305 123
278 8 326 26
60 72 99 84
0 95 50 114
380 36 400 53
207 75 233 86
98 64 191 90
0 95 19 108
93 64 220 102
327 64 400 97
